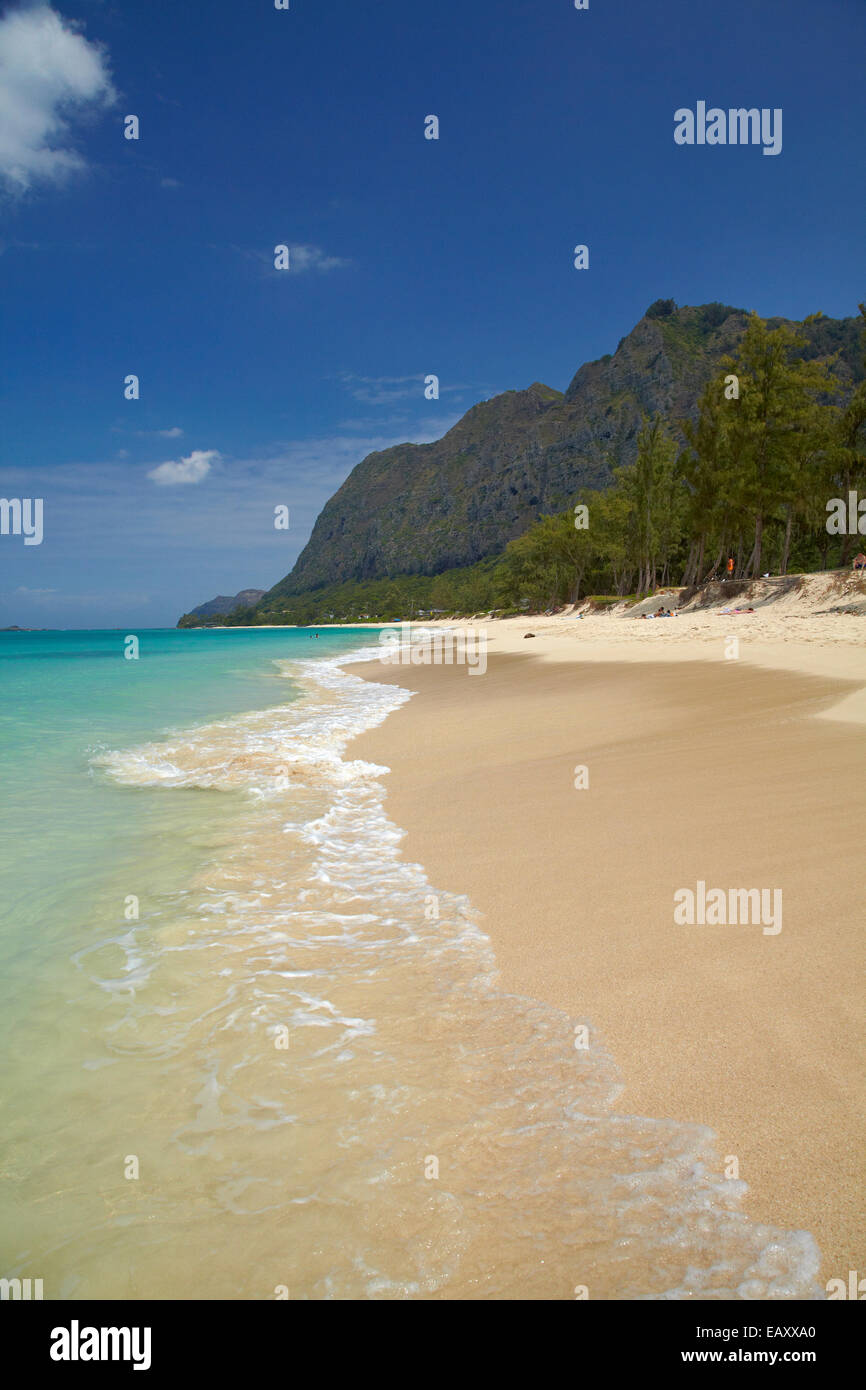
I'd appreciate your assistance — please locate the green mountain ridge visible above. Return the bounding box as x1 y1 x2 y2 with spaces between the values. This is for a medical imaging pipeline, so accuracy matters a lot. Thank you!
176 299 864 626
265 301 860 604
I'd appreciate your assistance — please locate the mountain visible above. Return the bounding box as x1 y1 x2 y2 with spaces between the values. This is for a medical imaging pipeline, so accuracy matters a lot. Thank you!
182 589 267 622
261 300 864 603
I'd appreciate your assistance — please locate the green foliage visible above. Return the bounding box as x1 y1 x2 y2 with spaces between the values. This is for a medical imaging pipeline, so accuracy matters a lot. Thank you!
696 302 738 332
614 416 686 593
646 299 677 319
498 508 596 608
191 558 507 627
708 312 848 574
492 306 863 603
181 307 866 628
493 428 688 608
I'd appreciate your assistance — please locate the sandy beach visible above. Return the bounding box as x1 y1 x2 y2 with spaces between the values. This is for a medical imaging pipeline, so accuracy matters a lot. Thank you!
349 583 866 1286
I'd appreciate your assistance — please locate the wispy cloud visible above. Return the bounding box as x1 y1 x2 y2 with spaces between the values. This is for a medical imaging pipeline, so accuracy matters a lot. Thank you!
0 236 40 253
339 372 475 406
224 242 350 275
113 424 185 440
285 244 349 273
147 448 218 486
0 4 115 193
340 373 425 405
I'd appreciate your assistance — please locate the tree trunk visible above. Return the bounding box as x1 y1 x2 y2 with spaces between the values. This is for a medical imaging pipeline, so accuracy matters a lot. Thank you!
681 541 697 587
754 513 763 576
780 505 793 575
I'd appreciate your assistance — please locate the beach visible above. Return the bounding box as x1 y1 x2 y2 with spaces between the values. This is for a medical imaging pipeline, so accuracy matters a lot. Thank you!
349 593 866 1286
2 609 861 1299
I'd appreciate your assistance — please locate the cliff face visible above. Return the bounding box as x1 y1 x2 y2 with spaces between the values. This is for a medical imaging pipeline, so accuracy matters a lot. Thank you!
269 302 862 598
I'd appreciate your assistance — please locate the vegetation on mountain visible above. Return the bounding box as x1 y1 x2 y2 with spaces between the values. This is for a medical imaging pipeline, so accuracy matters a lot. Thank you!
179 302 866 627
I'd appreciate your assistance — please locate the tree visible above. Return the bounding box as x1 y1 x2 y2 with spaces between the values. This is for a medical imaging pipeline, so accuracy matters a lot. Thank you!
681 374 739 582
722 313 841 576
500 506 597 608
831 303 866 562
615 416 684 594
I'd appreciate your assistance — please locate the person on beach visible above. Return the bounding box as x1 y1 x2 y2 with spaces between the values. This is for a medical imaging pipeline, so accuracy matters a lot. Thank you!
853 553 866 572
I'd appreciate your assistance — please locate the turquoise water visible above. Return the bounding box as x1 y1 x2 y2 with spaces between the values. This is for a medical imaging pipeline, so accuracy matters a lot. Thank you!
0 627 376 985
0 626 822 1299
0 626 382 1297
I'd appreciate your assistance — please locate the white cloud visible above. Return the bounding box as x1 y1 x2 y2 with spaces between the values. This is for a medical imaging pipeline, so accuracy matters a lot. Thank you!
118 425 184 439
225 242 349 275
286 244 348 274
147 449 219 486
0 4 115 193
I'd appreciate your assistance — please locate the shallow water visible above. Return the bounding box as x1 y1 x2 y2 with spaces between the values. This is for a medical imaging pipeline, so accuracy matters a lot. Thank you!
0 630 822 1299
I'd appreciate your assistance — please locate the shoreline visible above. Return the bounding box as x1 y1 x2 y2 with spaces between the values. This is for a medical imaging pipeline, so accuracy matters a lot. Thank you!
347 619 866 1286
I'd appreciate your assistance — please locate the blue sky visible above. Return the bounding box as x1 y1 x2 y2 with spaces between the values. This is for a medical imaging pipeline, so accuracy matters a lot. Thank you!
1 0 864 628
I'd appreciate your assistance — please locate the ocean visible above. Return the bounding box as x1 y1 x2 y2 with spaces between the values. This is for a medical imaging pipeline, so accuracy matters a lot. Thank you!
0 627 821 1299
